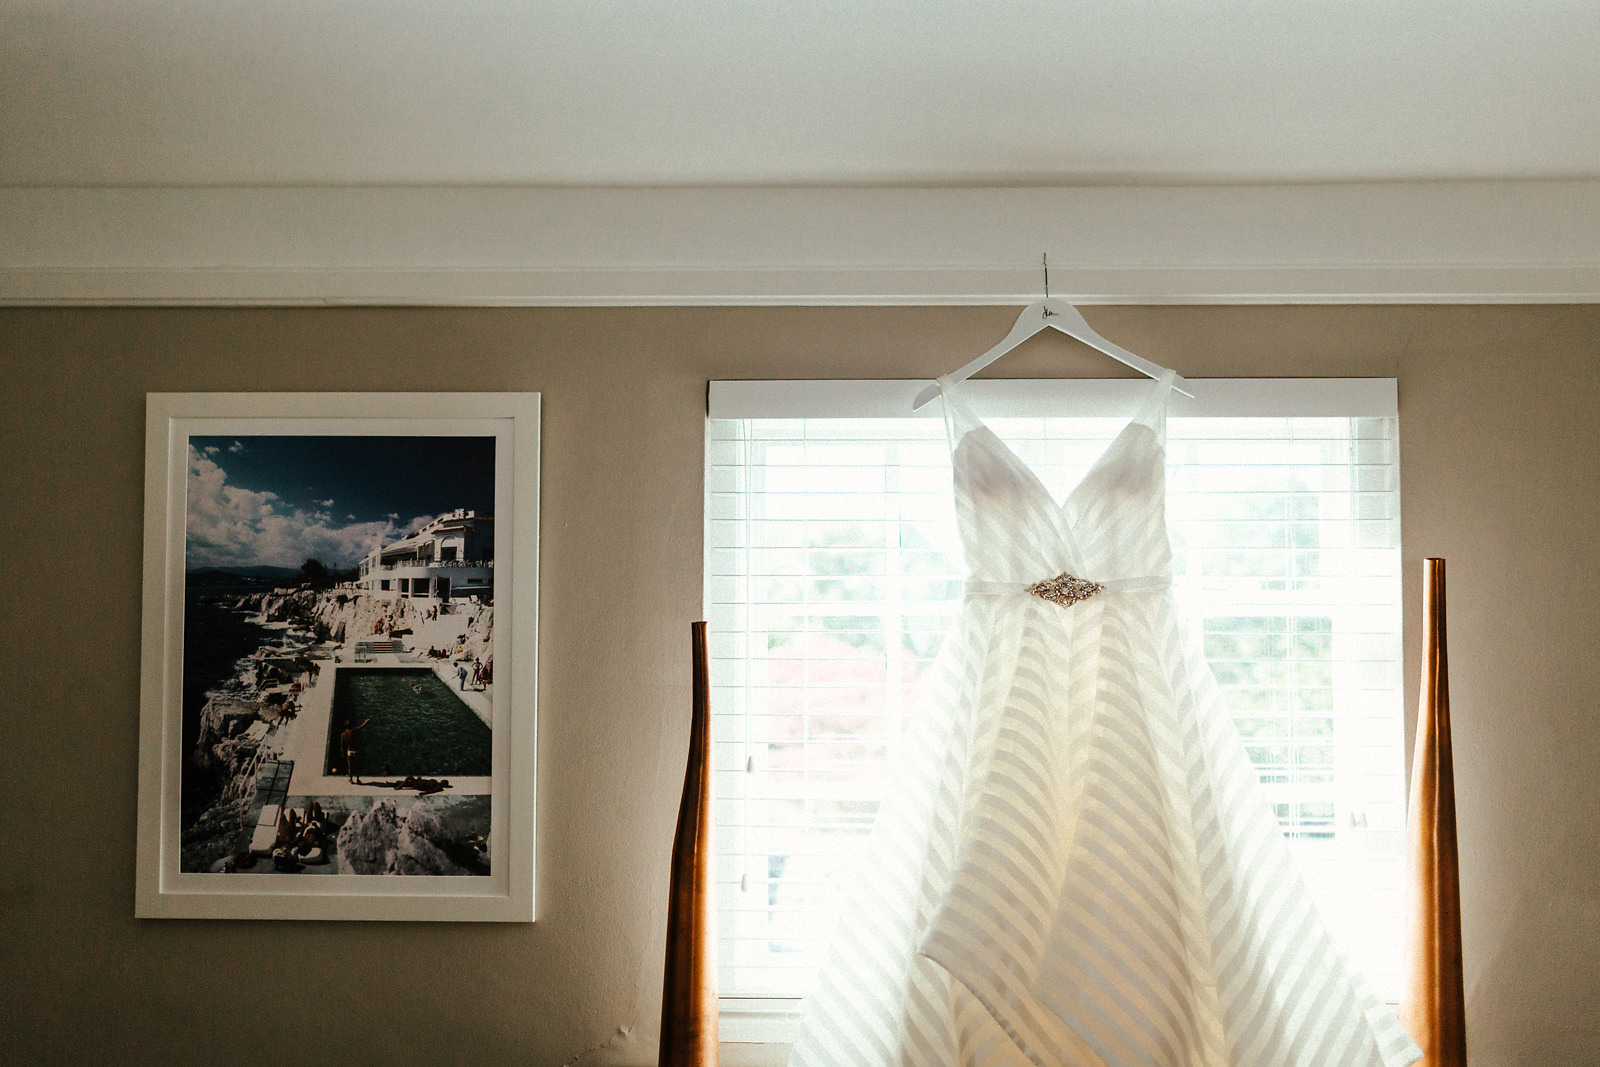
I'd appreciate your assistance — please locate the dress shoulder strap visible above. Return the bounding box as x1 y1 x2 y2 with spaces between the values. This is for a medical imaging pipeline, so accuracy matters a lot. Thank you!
1129 368 1178 446
933 374 990 453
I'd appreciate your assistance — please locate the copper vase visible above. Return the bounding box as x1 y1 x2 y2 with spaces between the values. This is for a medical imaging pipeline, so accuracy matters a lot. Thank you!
660 622 718 1065
1401 558 1468 1065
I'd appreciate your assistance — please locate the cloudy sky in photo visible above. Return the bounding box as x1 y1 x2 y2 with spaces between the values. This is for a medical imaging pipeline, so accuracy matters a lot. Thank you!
185 434 495 571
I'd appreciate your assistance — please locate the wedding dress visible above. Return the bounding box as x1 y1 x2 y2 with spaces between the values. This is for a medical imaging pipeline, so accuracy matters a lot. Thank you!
789 373 1420 1067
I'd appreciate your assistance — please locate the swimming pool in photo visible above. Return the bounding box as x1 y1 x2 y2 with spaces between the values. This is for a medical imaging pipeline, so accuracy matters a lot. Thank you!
325 668 491 778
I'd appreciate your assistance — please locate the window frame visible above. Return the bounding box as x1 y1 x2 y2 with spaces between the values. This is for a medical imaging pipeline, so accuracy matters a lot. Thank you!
705 377 1403 1045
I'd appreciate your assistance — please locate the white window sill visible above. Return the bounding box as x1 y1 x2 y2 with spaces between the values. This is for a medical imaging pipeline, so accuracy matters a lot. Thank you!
719 997 802 1047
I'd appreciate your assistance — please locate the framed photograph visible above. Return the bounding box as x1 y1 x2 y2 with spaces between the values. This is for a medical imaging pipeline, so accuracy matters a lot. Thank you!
136 393 538 921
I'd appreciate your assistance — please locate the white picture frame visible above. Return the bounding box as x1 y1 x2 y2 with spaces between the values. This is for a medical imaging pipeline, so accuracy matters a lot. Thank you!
136 392 538 921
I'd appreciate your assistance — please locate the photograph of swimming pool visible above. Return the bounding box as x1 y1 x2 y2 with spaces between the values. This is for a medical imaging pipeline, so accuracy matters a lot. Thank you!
326 668 492 778
137 393 537 920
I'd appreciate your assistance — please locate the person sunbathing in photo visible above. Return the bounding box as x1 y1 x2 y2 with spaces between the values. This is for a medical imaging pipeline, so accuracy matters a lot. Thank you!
367 775 452 795
273 808 303 850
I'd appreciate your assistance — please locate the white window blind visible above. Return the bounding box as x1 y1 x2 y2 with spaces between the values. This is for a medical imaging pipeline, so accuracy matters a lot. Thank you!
705 378 1405 1026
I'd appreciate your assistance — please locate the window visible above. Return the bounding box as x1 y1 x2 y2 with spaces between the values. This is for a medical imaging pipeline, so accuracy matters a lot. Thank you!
705 378 1405 1036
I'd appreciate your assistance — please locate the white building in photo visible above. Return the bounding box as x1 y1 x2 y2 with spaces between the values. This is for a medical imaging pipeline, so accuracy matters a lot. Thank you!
358 509 493 604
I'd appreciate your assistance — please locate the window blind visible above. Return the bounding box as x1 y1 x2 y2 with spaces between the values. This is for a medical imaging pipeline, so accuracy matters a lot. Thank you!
705 379 1405 1022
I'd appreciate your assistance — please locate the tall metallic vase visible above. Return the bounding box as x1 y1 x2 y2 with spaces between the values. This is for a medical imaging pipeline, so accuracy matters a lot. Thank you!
660 622 719 1066
1401 559 1468 1065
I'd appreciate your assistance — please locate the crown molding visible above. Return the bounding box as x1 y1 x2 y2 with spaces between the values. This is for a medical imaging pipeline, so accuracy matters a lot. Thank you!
5 182 1600 305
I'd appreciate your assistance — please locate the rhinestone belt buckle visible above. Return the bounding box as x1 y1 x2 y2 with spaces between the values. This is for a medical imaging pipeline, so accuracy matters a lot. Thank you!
1025 572 1105 608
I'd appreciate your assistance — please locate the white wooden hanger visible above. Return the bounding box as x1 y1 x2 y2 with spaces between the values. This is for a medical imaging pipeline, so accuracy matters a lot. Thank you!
912 261 1195 411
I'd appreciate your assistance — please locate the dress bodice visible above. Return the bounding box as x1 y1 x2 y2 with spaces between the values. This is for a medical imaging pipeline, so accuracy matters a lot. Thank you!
943 374 1175 593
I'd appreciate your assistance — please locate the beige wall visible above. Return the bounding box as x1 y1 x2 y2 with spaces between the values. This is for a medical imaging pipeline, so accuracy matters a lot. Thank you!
1 305 1595 1065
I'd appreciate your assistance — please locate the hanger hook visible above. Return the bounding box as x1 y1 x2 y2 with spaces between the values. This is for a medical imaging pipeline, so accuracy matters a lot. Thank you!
1042 252 1055 317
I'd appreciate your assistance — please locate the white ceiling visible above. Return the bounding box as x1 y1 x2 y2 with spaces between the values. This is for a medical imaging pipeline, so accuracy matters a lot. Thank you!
5 0 1599 187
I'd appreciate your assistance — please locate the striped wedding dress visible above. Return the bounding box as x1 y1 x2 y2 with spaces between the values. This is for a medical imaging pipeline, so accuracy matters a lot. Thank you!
789 373 1420 1067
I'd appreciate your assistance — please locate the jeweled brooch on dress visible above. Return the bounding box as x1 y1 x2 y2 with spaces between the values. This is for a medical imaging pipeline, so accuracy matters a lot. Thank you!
1025 572 1105 608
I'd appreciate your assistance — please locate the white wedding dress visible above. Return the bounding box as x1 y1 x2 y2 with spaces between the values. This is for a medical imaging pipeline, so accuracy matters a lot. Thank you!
789 373 1420 1067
